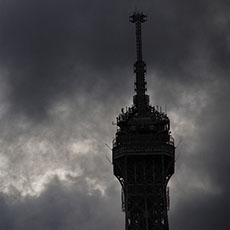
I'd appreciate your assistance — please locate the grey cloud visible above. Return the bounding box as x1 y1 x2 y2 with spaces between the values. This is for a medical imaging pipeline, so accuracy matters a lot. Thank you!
0 0 229 118
0 177 123 230
0 0 229 230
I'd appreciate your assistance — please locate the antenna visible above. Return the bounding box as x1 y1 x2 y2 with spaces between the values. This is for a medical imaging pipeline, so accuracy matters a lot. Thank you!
105 143 112 151
106 155 113 165
130 12 149 113
105 144 113 165
176 138 182 148
175 139 183 162
129 12 147 61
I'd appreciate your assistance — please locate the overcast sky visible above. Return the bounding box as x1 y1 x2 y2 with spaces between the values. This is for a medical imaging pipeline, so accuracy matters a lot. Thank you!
0 0 229 229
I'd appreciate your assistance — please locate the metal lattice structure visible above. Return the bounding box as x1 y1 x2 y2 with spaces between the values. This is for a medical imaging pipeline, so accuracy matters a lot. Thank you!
112 12 175 230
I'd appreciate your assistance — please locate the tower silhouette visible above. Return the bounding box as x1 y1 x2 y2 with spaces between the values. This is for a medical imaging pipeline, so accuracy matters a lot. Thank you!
112 12 175 230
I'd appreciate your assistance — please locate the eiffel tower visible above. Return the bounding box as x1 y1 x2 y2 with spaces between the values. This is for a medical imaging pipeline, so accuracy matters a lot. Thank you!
112 12 175 230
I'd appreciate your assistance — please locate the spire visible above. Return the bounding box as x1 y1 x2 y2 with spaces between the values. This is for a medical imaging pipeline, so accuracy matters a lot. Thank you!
130 12 149 114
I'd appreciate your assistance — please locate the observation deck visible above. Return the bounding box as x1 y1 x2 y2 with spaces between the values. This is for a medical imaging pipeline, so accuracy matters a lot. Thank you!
113 104 175 160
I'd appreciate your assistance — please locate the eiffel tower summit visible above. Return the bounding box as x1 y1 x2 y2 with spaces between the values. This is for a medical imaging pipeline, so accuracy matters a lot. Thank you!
112 12 175 230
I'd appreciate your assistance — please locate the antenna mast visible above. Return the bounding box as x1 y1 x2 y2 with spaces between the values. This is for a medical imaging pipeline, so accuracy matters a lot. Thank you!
129 12 149 114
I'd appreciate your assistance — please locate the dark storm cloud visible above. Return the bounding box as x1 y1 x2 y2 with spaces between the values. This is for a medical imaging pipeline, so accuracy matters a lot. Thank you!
1 0 229 118
0 177 123 230
0 0 134 118
168 79 230 229
0 0 229 230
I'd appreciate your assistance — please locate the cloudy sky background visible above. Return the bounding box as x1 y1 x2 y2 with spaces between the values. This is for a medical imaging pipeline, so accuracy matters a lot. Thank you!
0 0 229 229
